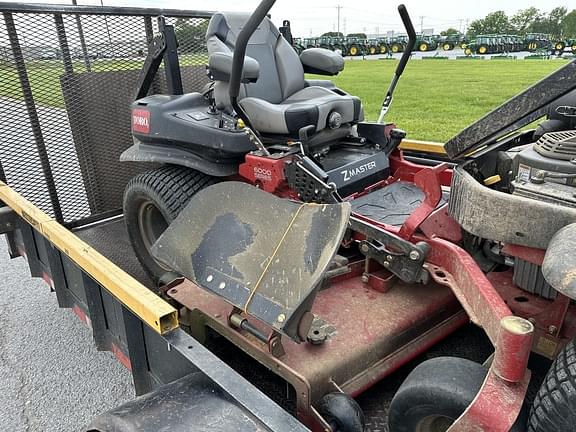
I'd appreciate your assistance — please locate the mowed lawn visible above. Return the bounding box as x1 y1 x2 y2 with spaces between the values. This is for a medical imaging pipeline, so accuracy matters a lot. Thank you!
0 57 570 142
310 59 569 141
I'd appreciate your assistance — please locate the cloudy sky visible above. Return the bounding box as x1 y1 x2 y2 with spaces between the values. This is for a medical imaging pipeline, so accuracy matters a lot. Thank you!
25 0 575 36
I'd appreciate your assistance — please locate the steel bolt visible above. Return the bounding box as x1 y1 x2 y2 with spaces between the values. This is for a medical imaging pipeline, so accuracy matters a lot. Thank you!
386 254 393 261
360 243 370 253
277 313 286 323
383 261 390 267
361 274 369 283
548 325 557 335
206 275 213 283
409 250 420 261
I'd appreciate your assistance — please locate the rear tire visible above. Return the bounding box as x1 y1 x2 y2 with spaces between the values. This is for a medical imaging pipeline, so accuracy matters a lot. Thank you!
388 357 527 432
123 165 217 285
528 339 576 432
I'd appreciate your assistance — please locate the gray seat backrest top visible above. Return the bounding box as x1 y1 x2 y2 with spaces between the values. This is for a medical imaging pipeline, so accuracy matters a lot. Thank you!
206 12 305 105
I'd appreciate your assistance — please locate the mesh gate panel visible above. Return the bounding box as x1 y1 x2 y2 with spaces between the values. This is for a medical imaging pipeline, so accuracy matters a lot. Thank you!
0 6 212 223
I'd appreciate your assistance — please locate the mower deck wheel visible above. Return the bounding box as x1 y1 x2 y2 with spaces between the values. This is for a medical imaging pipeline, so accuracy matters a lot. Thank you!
528 339 576 432
123 165 217 285
317 392 365 432
388 356 527 432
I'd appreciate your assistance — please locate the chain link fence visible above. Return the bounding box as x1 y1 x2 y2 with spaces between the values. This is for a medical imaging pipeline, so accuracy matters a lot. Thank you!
0 4 213 224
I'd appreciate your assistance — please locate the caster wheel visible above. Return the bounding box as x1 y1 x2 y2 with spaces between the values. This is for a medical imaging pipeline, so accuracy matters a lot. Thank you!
388 357 527 432
317 392 365 432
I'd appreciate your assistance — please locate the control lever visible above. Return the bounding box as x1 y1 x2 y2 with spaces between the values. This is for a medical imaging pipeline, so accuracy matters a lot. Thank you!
298 125 316 156
377 4 416 123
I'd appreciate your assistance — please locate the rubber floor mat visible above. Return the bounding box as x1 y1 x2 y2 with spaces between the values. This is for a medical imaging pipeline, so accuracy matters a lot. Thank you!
350 181 447 226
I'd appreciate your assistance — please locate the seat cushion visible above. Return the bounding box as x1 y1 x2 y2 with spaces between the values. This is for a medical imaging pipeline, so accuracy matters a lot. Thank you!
238 86 363 135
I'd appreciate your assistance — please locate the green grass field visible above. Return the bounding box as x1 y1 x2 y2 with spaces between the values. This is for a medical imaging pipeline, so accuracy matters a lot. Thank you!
310 59 569 141
0 58 570 142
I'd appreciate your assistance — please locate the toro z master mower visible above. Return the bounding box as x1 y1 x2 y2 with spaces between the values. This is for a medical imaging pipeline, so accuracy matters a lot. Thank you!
121 1 576 430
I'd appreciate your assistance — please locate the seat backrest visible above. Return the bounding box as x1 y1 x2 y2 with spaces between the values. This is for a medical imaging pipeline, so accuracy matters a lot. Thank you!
206 13 305 108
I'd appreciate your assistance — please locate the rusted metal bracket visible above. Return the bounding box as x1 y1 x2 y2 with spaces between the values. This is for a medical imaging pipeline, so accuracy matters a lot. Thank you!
351 216 430 284
229 311 286 358
447 367 531 432
398 162 449 240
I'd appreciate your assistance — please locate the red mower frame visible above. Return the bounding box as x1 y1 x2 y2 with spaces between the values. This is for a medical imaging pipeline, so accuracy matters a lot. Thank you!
162 143 575 431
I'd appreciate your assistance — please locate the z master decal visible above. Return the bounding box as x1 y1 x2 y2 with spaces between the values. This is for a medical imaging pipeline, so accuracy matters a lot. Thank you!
341 161 377 182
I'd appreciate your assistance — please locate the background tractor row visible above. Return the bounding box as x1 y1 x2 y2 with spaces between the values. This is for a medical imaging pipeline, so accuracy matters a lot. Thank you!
464 34 525 55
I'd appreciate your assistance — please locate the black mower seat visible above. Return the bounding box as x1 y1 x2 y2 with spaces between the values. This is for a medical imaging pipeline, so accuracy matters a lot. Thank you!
151 182 350 342
206 12 363 135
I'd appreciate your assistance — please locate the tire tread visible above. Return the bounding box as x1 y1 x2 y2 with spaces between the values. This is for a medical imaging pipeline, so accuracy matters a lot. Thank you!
529 340 576 432
123 165 217 282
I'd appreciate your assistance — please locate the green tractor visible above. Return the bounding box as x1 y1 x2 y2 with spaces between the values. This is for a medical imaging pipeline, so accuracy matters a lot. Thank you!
316 36 333 50
524 33 551 52
465 34 511 55
345 36 367 56
415 34 438 52
329 36 347 55
292 37 305 54
439 33 465 51
375 37 390 54
367 38 380 55
389 35 408 53
501 34 523 52
552 38 576 55
302 37 319 49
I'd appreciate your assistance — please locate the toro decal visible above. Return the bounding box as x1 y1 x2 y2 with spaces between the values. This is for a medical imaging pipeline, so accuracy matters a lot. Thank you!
132 109 150 134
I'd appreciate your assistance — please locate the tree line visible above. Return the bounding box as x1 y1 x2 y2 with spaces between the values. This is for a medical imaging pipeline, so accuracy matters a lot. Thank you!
467 7 576 39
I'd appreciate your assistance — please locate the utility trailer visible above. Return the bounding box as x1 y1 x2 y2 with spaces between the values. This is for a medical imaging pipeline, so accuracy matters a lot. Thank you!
4 2 576 431
0 179 311 432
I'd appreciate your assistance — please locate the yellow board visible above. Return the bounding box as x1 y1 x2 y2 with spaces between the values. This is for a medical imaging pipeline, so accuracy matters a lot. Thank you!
0 181 178 335
400 139 447 155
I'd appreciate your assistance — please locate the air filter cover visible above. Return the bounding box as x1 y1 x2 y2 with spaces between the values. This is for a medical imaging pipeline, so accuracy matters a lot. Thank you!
534 130 576 161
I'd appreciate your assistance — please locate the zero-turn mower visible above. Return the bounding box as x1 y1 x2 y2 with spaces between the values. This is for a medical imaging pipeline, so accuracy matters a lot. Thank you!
121 1 576 430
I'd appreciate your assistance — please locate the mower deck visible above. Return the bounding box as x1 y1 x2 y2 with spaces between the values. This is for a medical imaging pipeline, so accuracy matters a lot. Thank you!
167 269 468 425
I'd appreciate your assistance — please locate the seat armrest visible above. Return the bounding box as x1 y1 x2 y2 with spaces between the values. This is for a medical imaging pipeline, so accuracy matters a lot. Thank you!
305 79 337 89
208 52 260 83
300 48 344 76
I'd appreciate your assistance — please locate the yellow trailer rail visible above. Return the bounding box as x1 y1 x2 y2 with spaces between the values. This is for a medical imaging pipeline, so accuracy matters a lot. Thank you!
0 180 178 334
